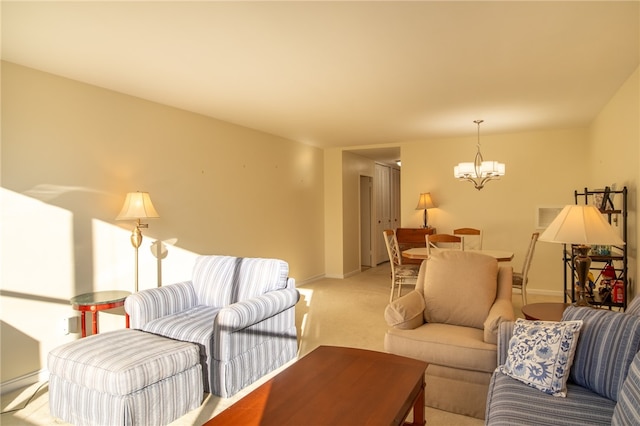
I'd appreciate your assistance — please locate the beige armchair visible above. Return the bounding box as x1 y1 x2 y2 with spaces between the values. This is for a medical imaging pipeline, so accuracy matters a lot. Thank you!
384 250 514 419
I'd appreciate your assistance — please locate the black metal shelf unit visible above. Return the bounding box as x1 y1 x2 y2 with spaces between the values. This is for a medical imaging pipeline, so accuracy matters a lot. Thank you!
563 187 628 310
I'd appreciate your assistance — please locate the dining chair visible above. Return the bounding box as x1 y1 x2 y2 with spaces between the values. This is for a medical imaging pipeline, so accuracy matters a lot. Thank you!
453 227 483 250
383 230 420 302
512 232 539 306
426 233 464 255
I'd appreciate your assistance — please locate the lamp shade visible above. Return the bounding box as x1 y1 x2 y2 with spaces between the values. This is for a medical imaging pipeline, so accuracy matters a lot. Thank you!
538 205 624 246
416 193 436 210
116 192 160 220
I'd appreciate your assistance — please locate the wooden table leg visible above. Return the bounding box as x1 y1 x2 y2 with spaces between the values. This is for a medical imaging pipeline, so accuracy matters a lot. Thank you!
126 313 130 328
91 312 98 335
405 383 425 426
80 311 87 338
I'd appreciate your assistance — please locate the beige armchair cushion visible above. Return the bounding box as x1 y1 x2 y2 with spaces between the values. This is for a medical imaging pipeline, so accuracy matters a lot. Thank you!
422 251 498 329
386 323 498 373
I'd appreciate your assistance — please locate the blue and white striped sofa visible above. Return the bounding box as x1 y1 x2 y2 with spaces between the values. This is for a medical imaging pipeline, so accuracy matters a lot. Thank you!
125 255 299 398
486 298 640 425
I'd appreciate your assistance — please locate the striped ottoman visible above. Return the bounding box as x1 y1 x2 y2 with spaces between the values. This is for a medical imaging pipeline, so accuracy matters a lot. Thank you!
48 329 203 426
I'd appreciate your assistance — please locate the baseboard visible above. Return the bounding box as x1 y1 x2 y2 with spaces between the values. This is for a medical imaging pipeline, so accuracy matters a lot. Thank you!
1 369 49 395
323 274 346 279
343 269 361 279
296 273 326 286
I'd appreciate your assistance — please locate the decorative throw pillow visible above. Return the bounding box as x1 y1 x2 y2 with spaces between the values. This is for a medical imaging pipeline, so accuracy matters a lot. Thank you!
500 318 583 397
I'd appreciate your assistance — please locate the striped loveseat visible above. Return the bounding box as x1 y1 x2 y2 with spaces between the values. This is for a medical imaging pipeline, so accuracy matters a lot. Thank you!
486 297 640 425
125 255 299 397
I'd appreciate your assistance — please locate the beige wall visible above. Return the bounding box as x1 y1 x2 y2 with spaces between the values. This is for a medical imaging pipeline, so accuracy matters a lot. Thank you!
589 66 639 299
1 61 325 384
400 128 590 295
323 148 344 277
326 146 393 276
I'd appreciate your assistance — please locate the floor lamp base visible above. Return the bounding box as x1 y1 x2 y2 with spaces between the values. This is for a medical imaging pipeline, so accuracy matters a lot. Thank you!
573 245 592 307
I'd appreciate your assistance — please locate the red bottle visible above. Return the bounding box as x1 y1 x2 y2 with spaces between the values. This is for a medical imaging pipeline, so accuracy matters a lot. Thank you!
612 280 624 304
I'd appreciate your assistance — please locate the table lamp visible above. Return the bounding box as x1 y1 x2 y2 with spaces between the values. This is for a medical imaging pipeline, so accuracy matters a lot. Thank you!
116 191 160 292
416 193 436 228
538 204 624 306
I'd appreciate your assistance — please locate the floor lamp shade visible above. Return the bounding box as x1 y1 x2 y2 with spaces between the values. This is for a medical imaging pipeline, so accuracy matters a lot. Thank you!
116 192 160 220
539 204 624 306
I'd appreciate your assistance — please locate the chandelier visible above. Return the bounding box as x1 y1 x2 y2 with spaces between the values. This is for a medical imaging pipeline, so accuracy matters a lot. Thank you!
453 120 505 190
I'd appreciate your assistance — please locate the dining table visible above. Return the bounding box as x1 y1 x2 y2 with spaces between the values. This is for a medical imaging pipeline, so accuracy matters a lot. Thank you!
402 247 514 262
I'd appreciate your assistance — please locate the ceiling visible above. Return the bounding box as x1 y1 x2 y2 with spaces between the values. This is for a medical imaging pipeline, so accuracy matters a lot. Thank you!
2 1 639 162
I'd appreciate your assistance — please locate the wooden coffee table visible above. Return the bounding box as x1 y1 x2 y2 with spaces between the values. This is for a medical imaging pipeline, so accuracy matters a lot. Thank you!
521 302 570 322
204 345 428 426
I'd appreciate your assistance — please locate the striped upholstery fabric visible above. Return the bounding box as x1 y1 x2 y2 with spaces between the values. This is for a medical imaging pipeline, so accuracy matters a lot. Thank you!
48 329 202 426
486 308 640 425
140 305 220 391
192 256 289 306
562 306 640 401
496 321 514 366
612 351 640 425
126 255 299 397
142 305 221 347
125 281 198 329
625 296 640 316
213 308 298 396
486 371 616 425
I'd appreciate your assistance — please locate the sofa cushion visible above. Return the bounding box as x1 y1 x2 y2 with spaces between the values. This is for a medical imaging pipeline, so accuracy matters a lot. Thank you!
612 351 640 426
563 305 640 401
385 323 497 373
192 256 289 306
500 319 582 397
486 370 617 425
385 290 425 330
142 305 220 349
422 251 497 329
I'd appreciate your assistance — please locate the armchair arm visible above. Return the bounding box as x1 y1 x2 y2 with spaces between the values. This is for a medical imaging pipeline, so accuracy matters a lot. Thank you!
483 265 515 344
496 321 515 365
384 290 425 330
215 288 300 332
483 298 516 344
125 281 198 329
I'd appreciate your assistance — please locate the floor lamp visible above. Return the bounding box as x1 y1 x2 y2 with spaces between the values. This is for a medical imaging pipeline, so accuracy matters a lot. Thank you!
539 205 624 306
116 191 160 292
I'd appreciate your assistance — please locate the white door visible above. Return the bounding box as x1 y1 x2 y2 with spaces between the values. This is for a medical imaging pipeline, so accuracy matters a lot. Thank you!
360 176 374 267
375 164 391 264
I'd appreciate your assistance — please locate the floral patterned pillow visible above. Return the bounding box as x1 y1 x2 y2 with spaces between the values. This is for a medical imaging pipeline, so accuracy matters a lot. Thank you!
500 318 583 397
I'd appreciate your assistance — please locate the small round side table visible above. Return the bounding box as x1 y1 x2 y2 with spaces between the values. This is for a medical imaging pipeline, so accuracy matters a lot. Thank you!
70 290 131 337
521 302 571 322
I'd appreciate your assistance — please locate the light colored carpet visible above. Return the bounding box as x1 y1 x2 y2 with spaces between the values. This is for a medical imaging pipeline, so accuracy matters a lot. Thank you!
1 263 561 425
